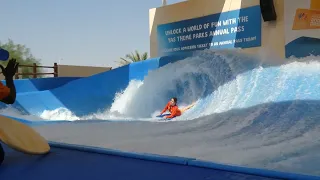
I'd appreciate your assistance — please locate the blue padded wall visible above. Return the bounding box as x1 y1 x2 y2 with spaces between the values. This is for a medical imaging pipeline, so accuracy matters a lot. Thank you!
49 65 131 116
129 58 159 81
1 77 80 93
7 63 131 116
0 77 79 112
16 90 66 115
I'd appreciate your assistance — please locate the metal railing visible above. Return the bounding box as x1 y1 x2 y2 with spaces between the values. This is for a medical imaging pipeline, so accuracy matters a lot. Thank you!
15 63 58 79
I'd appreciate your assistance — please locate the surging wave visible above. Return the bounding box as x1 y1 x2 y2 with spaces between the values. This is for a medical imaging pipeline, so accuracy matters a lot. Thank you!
35 50 320 122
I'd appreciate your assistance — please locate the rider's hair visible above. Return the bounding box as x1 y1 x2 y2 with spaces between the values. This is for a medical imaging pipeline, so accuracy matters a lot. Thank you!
172 97 177 103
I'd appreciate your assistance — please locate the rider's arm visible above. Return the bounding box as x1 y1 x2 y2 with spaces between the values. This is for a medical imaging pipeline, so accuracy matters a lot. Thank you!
160 102 169 114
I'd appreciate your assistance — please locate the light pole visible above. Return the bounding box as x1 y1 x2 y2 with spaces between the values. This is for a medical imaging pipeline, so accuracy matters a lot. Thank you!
162 0 167 6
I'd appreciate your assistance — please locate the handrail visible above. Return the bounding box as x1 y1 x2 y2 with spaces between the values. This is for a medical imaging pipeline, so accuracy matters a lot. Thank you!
15 63 58 79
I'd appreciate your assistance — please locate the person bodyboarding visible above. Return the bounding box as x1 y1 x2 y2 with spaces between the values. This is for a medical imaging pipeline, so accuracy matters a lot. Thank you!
0 58 50 166
0 58 19 165
158 97 196 119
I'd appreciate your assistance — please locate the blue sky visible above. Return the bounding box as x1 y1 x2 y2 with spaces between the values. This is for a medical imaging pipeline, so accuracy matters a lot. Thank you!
1 0 184 68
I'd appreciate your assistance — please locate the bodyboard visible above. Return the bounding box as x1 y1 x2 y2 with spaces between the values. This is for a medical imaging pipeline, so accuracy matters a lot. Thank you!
156 113 173 120
0 115 50 155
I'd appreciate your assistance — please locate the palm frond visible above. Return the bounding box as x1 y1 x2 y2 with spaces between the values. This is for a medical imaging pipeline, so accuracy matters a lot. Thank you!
118 50 149 66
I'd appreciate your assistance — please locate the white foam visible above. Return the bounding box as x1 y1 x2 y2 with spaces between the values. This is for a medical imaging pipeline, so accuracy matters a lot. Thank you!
40 107 80 121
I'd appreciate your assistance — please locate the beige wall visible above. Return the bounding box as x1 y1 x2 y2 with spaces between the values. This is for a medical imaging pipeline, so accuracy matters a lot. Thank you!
149 0 285 59
0 65 112 80
57 65 112 77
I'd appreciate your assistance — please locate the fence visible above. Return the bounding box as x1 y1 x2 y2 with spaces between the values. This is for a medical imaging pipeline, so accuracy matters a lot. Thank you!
15 63 58 79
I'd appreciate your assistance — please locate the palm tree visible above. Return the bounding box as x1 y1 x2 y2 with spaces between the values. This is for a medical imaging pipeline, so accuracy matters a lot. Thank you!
118 50 148 66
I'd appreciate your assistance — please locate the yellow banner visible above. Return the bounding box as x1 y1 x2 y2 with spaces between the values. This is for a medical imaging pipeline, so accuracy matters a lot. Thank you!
311 0 320 10
292 8 320 30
